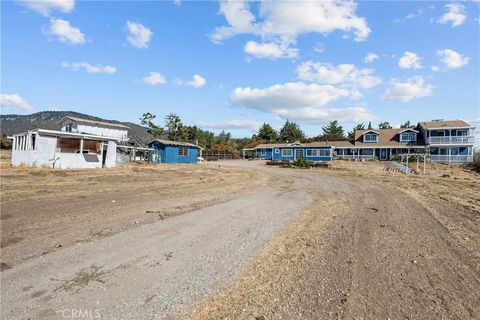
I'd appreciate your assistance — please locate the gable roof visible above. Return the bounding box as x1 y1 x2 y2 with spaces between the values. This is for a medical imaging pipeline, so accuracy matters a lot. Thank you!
148 139 200 148
58 116 131 129
354 128 423 147
418 120 471 129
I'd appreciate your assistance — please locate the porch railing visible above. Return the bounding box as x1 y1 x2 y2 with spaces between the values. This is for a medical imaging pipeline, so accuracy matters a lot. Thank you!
430 155 473 163
428 136 474 145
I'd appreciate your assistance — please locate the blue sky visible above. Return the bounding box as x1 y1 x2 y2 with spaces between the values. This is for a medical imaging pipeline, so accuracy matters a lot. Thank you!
1 0 479 138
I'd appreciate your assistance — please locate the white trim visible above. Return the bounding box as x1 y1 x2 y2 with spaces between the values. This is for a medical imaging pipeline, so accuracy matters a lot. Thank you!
360 130 380 135
281 148 293 157
398 128 419 134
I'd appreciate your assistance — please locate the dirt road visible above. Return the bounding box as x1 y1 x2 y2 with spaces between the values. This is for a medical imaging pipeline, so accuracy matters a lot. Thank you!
2 160 479 319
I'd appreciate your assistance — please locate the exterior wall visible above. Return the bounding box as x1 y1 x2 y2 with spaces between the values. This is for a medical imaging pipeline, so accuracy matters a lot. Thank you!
11 134 114 169
149 141 198 163
61 121 128 141
104 141 117 168
255 148 273 159
271 147 332 161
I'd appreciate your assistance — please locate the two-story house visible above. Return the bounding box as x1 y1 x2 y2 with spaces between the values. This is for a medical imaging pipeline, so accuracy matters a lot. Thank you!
418 120 475 164
11 116 130 169
252 119 475 165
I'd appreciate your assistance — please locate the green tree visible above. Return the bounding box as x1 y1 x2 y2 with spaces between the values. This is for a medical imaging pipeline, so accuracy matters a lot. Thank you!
257 123 278 142
367 121 373 130
400 120 413 128
347 123 365 141
165 113 188 141
279 120 306 142
378 122 392 129
322 120 346 141
140 112 164 139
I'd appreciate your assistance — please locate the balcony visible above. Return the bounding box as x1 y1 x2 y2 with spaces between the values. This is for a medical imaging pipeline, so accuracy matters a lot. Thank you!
427 136 474 145
430 155 473 163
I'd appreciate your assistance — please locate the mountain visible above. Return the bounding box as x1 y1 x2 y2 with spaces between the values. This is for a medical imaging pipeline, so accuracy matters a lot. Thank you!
0 111 150 145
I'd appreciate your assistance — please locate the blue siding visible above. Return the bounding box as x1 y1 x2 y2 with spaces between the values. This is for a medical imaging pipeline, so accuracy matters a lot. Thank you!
256 148 273 159
148 141 198 164
272 147 332 161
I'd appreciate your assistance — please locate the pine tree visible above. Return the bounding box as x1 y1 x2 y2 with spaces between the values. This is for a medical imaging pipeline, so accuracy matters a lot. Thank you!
279 120 306 142
257 123 278 142
322 120 346 141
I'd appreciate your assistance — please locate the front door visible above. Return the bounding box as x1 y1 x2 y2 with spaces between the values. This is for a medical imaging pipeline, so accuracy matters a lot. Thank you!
380 149 387 160
295 149 304 160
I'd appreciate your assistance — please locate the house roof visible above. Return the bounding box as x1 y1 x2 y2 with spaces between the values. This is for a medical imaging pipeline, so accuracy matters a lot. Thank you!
354 128 424 147
418 119 471 129
57 116 131 129
148 139 200 148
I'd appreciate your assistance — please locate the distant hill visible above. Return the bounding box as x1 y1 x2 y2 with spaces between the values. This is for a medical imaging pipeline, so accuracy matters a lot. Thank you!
0 111 150 145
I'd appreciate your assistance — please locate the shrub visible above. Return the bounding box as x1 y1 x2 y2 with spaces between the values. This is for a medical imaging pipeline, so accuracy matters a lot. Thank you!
294 157 310 169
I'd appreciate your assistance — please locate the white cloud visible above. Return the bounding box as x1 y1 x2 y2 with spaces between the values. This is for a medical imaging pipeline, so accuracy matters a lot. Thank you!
364 52 379 63
186 74 206 88
17 0 75 16
313 43 325 53
398 51 422 69
435 49 470 69
173 0 182 5
431 65 440 72
61 62 117 74
437 3 467 27
46 18 85 45
244 40 298 59
0 93 33 112
382 76 433 102
126 21 153 48
229 81 374 123
142 72 166 85
296 61 382 90
198 119 261 130
211 0 371 44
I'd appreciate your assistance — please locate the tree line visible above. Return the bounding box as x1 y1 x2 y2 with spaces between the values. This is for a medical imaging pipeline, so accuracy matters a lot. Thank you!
140 112 415 153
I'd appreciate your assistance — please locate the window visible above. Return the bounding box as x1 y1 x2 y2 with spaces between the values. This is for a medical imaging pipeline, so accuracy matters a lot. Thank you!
451 148 459 155
83 139 102 154
364 133 378 143
306 149 318 157
400 132 416 142
58 138 81 153
281 149 293 157
362 149 374 155
65 123 73 132
261 149 266 156
319 149 331 157
178 146 189 157
456 130 468 136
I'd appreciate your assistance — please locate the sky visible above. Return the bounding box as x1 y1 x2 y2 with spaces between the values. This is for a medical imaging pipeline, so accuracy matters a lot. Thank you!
1 0 479 138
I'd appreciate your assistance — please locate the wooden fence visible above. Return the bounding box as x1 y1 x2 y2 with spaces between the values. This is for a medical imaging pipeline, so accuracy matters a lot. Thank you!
203 152 242 161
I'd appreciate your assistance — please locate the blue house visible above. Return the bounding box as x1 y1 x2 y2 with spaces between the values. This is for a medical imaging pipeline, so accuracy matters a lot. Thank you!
255 142 334 162
147 139 200 164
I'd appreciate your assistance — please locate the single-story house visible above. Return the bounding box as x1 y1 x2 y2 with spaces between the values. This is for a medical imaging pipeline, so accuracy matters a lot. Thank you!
255 141 334 161
147 139 201 164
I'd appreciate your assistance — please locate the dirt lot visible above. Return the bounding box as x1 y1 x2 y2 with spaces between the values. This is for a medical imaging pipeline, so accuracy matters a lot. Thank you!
0 151 269 268
1 154 479 319
186 160 480 320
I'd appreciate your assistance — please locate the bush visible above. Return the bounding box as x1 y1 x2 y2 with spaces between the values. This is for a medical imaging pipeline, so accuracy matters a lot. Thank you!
294 157 310 169
466 158 480 173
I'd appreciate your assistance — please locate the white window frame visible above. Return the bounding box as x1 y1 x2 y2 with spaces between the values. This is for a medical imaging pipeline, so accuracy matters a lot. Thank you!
456 130 468 136
400 132 416 142
319 149 331 157
261 149 266 156
281 149 293 157
178 146 189 157
364 133 378 143
306 149 318 157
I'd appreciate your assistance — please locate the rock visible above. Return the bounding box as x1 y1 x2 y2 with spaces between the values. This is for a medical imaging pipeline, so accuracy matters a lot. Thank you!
55 244 62 248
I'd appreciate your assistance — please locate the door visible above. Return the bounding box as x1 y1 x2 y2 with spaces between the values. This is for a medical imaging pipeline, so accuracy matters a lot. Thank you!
295 149 304 160
380 149 387 160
